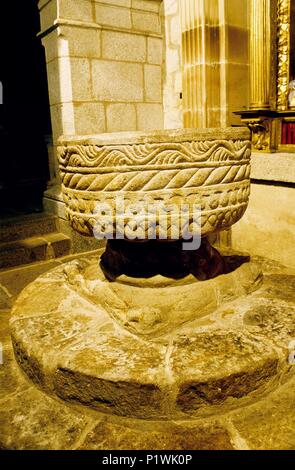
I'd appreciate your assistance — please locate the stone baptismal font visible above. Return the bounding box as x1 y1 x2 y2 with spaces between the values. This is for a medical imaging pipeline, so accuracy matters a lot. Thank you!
10 128 295 422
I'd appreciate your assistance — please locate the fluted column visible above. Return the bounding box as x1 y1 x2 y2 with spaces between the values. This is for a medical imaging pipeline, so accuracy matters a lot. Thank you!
180 0 203 128
249 0 276 109
180 0 249 128
180 0 221 128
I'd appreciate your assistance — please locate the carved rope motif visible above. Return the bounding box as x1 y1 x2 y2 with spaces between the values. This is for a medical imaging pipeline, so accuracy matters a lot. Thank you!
60 164 250 193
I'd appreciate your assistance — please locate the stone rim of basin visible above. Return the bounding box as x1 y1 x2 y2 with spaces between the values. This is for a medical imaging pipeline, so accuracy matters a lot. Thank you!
57 126 250 145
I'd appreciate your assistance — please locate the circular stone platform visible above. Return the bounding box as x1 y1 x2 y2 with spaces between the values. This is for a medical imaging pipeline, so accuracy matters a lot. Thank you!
10 255 295 420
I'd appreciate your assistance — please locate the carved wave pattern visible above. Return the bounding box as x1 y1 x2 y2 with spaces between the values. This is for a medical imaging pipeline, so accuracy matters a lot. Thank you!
58 140 251 169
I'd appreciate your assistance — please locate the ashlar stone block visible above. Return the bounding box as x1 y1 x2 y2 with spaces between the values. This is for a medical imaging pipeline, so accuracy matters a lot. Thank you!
92 60 143 102
102 30 146 62
60 26 101 59
131 0 161 13
136 103 163 129
71 58 92 102
144 64 162 102
97 0 131 7
106 103 137 132
39 0 58 32
95 3 132 29
131 10 161 34
147 37 163 65
59 0 93 22
74 102 106 134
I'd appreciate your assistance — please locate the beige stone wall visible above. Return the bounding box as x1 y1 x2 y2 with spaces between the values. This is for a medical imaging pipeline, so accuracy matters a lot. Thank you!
162 0 183 129
231 183 295 269
39 0 250 138
39 0 164 142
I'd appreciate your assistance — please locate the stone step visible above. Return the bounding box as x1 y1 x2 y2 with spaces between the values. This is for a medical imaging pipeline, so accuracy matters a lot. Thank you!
0 232 71 270
0 213 58 243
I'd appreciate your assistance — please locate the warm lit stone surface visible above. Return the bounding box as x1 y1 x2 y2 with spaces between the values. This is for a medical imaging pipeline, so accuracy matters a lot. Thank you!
0 250 103 302
232 183 295 269
9 252 295 420
0 343 30 397
173 333 279 413
0 260 60 302
77 419 234 450
0 310 12 345
0 288 12 310
1 253 295 449
230 373 295 450
0 385 90 450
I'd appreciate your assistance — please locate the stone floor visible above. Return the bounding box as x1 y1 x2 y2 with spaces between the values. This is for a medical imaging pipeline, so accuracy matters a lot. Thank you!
1 251 295 450
0 213 71 270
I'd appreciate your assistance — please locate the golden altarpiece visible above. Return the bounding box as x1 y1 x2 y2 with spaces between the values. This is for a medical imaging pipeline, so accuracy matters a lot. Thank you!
238 0 295 152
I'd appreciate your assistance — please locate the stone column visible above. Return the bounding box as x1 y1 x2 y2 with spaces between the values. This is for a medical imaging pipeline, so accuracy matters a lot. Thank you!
179 0 249 128
180 0 219 128
249 0 277 109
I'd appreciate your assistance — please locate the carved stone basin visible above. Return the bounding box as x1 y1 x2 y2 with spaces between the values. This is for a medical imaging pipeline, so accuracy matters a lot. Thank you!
12 126 292 420
57 127 251 241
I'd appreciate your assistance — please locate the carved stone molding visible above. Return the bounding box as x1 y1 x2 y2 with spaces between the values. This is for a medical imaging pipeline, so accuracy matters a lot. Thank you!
277 0 291 111
247 119 271 151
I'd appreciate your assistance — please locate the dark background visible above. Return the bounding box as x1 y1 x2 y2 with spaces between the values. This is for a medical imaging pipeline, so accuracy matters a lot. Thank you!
0 0 51 216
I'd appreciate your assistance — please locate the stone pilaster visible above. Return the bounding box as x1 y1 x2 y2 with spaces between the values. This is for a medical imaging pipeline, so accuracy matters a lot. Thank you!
180 0 218 128
179 0 249 128
249 0 277 110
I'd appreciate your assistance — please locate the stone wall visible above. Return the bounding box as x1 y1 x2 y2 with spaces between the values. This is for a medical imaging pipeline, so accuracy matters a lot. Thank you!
39 0 164 141
162 0 183 129
231 181 295 270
